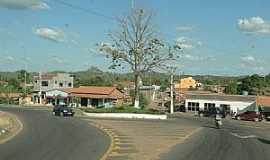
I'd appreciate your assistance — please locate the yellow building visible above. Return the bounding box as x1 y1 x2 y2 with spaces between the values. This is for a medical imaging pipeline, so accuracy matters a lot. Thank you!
175 77 197 89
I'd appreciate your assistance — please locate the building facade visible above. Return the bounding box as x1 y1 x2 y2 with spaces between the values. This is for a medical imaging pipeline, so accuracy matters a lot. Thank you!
185 94 256 113
175 77 197 89
45 86 124 108
32 73 74 104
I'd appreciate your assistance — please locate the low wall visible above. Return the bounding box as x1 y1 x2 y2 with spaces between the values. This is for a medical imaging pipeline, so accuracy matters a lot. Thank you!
83 112 167 120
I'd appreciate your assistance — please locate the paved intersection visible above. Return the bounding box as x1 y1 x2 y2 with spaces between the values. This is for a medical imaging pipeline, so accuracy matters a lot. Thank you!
83 118 201 160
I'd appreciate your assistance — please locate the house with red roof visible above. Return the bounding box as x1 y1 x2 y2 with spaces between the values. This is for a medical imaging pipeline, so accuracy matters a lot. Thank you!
45 86 124 108
256 96 270 112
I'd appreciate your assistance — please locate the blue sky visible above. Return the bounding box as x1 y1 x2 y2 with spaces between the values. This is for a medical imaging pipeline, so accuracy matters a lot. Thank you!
0 0 270 75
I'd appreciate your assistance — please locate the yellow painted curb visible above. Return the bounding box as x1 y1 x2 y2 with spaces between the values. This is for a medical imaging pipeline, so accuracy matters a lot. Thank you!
90 123 115 160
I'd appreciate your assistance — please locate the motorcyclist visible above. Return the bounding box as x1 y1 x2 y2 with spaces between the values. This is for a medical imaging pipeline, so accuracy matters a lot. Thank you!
215 108 222 128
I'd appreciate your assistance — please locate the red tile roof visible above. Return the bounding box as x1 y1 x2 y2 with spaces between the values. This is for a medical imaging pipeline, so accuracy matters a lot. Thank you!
257 96 270 107
62 86 116 95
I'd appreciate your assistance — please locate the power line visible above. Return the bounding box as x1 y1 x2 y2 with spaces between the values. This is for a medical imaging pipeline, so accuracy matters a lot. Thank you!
54 0 115 21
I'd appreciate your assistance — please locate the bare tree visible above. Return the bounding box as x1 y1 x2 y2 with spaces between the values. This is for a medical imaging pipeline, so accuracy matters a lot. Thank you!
100 9 181 108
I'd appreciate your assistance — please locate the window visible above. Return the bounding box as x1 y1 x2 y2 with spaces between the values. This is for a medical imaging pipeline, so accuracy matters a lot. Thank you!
188 102 192 111
55 81 57 84
204 103 216 112
41 81 48 86
204 103 208 111
187 102 199 111
59 83 63 87
220 104 230 113
68 82 72 87
35 80 38 84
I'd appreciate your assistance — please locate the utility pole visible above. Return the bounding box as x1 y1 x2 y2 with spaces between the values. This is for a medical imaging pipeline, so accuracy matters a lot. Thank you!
39 71 42 104
24 63 27 96
170 73 174 114
168 66 176 114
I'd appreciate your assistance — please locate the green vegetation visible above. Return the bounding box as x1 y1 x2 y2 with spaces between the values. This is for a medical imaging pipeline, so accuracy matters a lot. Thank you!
238 74 270 95
223 74 270 95
0 85 19 104
1 67 270 97
224 82 238 95
81 105 165 115
129 90 149 109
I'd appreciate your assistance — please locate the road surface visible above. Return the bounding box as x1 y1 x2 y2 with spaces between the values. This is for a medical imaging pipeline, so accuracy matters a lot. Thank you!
0 107 110 160
161 116 270 160
1 107 270 160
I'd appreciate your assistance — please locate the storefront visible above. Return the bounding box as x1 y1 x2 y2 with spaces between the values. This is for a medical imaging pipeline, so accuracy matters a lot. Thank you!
45 89 71 105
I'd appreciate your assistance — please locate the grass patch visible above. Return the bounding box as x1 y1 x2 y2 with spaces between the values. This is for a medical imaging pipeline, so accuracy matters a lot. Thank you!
81 105 165 115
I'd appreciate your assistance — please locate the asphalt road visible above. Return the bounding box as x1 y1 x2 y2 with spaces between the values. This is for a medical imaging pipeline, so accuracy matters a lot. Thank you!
161 116 270 160
0 107 110 160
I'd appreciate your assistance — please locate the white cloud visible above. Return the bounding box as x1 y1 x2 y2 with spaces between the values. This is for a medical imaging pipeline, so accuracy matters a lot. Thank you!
82 47 97 54
34 28 65 42
0 0 49 10
6 56 14 61
239 55 269 74
51 56 64 64
176 26 194 32
70 39 79 46
181 54 204 61
197 41 203 47
175 37 203 50
241 55 256 63
175 37 194 49
238 16 270 34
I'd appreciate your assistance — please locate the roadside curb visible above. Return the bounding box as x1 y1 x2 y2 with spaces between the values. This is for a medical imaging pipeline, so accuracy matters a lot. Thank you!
0 112 23 144
90 122 116 160
83 112 167 120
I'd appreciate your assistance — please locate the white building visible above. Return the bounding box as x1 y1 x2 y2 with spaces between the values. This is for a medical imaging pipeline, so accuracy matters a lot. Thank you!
185 94 256 113
32 73 74 104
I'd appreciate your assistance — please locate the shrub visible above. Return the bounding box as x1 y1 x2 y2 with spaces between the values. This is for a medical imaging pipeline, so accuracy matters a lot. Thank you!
81 105 164 115
129 90 149 108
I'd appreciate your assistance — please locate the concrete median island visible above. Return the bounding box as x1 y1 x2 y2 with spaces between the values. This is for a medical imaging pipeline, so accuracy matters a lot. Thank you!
81 106 167 120
0 111 22 144
84 112 167 120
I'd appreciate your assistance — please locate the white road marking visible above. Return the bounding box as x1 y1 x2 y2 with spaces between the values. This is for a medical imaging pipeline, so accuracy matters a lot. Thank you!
230 132 257 139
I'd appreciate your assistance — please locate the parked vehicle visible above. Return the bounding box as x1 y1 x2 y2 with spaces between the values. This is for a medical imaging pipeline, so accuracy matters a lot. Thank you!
235 111 262 122
68 103 80 108
53 105 75 117
262 112 270 121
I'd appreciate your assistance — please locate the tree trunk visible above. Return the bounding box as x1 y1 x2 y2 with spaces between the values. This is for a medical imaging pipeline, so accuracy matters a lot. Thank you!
134 73 140 108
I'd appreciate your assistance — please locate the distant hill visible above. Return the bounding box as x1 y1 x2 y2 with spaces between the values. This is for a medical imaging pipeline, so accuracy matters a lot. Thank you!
0 67 254 87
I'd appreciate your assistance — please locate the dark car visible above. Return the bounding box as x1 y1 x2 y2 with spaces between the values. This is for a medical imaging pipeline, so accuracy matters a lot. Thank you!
53 105 75 117
235 111 263 122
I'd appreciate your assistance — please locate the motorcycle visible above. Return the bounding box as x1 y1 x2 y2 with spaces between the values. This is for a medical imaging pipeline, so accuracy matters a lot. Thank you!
215 119 222 129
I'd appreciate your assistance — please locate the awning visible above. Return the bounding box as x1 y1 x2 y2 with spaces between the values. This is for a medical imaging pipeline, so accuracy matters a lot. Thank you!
70 93 118 99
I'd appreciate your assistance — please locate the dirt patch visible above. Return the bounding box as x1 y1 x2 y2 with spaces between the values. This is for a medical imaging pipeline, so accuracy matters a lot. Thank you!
0 111 22 144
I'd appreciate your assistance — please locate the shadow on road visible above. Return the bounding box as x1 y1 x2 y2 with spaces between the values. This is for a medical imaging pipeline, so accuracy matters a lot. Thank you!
257 138 270 145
